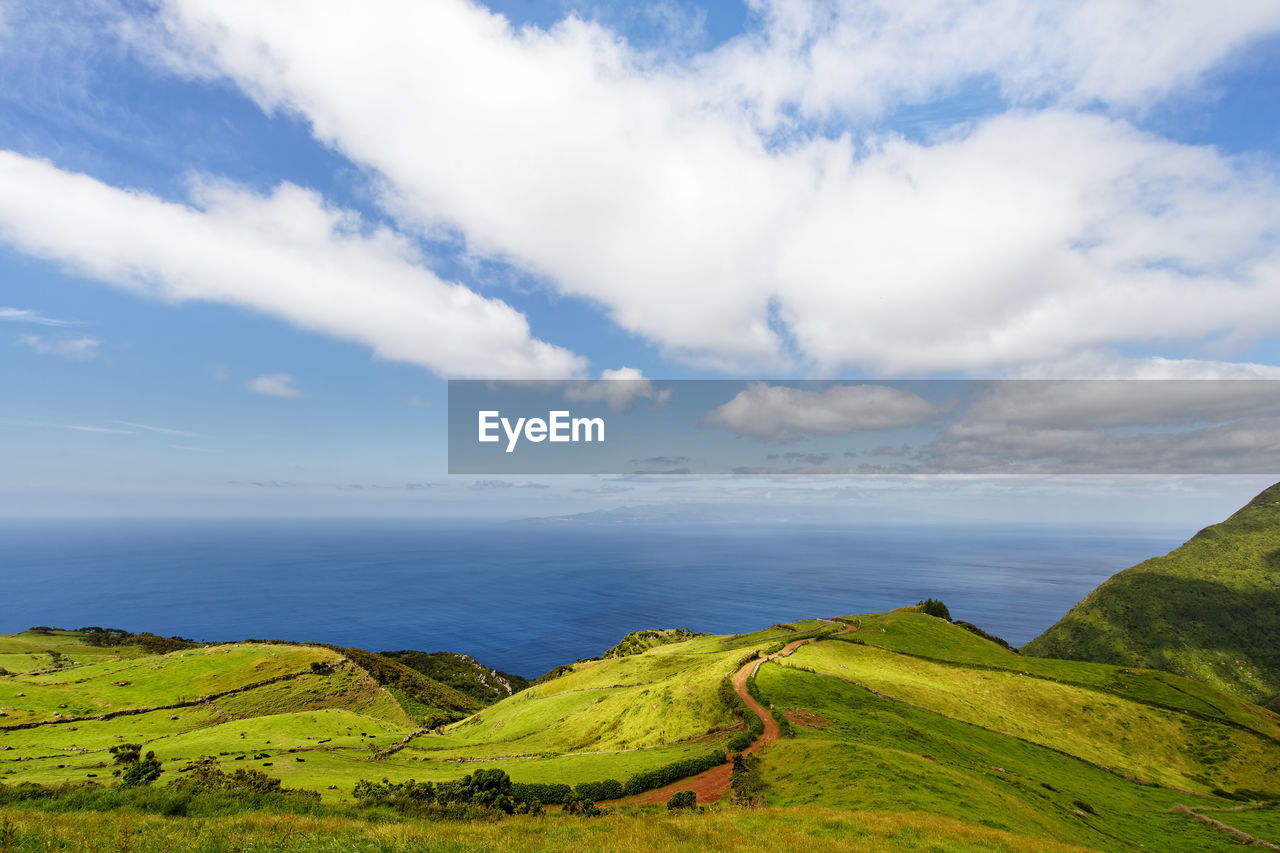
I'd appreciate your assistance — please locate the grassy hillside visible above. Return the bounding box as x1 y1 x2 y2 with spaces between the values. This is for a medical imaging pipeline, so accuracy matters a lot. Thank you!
2 612 1279 850
603 628 698 658
1022 482 1280 709
379 650 530 705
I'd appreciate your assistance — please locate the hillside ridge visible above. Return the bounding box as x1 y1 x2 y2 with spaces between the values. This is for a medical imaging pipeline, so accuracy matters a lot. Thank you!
1023 481 1280 710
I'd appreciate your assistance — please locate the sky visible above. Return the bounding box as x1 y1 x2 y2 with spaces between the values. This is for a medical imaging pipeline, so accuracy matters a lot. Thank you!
1 0 1279 521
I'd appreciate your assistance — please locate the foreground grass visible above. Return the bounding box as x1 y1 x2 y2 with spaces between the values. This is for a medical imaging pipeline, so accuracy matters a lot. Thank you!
0 806 1092 853
1023 481 1280 707
754 662 1277 852
787 637 1280 794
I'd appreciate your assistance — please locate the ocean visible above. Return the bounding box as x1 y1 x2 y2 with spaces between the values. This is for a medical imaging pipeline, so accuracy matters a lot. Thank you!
0 519 1188 677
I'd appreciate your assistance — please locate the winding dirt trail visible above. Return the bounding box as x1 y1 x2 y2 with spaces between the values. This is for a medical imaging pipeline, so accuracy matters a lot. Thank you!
608 624 855 807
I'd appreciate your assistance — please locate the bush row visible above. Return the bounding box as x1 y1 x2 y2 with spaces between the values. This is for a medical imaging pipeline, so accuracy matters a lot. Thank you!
745 673 794 738
352 769 541 816
719 676 765 752
509 779 624 804
623 749 727 797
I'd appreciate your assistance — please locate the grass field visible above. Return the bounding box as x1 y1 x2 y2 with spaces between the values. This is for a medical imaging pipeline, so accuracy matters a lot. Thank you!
0 806 1097 852
3 611 1279 851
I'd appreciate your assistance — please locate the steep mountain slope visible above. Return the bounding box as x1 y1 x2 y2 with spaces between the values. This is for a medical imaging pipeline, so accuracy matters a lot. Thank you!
1022 482 1280 709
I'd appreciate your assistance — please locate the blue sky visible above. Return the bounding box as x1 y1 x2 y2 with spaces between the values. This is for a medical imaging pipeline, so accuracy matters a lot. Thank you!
2 0 1279 520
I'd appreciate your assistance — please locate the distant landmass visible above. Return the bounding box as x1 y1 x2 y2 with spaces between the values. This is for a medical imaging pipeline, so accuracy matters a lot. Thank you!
525 501 937 525
1023 481 1280 710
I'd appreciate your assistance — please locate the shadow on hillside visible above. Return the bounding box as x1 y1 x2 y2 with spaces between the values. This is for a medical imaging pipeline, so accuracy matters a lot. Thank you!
1032 572 1280 709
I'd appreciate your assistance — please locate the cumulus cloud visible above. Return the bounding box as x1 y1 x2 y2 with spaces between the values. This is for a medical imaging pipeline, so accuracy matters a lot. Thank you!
146 0 1280 376
699 0 1280 126
562 367 670 411
704 382 952 441
16 332 100 359
246 373 303 397
0 151 585 379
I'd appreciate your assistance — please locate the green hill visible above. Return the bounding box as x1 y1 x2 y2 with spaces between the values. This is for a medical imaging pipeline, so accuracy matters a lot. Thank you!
378 650 530 705
3 610 1280 851
1022 482 1280 710
603 628 698 658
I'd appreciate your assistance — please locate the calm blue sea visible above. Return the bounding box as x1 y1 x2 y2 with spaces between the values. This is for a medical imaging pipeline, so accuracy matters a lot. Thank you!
0 519 1188 677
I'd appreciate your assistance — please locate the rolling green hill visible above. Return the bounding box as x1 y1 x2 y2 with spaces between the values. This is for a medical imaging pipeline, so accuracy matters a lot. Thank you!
2 609 1279 851
1022 482 1280 710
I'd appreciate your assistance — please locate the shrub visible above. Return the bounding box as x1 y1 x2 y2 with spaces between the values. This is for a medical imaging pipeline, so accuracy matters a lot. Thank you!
119 752 162 787
511 782 573 805
572 779 623 802
917 598 952 621
730 753 764 807
562 797 602 816
667 790 696 810
109 744 142 766
953 621 1015 650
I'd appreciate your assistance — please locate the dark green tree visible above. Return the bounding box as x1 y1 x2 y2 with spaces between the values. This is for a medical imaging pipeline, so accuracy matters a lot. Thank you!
918 598 952 620
120 751 162 787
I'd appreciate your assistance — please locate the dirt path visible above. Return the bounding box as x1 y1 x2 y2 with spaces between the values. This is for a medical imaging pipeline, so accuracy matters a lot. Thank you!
609 625 854 807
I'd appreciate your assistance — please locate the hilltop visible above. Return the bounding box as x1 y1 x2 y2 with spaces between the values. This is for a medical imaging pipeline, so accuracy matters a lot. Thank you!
1022 482 1280 710
378 650 530 705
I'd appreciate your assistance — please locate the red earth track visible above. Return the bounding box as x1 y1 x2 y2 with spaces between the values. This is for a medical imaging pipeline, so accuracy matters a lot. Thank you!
608 621 856 807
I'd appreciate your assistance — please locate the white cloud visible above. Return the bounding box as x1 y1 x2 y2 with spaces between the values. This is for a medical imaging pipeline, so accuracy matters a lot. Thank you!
950 379 1280 431
0 307 80 326
16 332 100 359
1008 353 1280 380
112 419 198 437
0 151 585 379
928 416 1280 475
562 366 669 411
704 382 952 442
699 0 1280 126
64 424 133 434
246 372 302 397
148 0 1280 376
